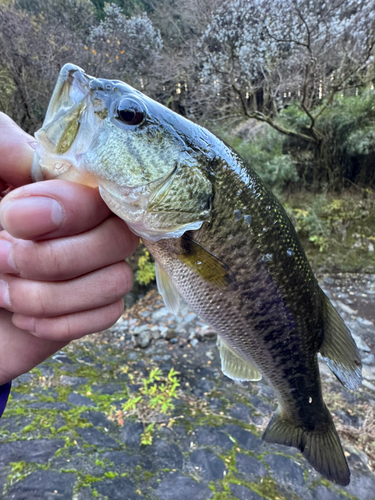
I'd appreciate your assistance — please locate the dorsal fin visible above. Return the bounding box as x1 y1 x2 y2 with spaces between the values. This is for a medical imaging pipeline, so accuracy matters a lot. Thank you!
320 292 362 390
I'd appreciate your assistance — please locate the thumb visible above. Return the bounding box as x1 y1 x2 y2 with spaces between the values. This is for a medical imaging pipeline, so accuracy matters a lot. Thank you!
0 113 35 188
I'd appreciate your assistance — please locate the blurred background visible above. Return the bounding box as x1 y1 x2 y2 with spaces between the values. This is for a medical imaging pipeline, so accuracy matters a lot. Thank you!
1 0 375 278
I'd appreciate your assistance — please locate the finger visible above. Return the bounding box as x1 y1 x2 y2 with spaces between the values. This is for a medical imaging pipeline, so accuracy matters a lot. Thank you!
0 261 133 317
0 113 35 187
0 309 68 385
0 217 139 280
12 299 124 341
0 180 112 240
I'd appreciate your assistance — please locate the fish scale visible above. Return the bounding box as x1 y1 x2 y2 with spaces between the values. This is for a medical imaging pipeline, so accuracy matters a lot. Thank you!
33 63 362 486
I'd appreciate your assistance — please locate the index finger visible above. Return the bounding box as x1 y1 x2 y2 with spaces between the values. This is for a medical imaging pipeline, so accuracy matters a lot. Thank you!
0 113 35 187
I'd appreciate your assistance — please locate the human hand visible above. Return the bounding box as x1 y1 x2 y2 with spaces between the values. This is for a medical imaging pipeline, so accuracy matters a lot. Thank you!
0 113 139 384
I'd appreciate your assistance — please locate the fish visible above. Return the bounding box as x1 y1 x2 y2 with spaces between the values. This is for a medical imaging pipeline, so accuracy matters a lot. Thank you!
32 63 362 486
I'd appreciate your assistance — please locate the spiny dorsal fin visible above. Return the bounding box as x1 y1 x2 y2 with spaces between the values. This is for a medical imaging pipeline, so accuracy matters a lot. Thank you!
177 235 233 289
320 292 362 390
218 337 262 382
155 262 180 316
263 404 350 486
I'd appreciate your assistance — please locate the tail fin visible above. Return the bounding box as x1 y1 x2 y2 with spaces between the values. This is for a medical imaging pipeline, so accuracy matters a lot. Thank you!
262 406 350 486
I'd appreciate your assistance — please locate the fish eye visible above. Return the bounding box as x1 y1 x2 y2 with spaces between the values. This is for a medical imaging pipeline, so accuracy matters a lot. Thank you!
115 98 145 126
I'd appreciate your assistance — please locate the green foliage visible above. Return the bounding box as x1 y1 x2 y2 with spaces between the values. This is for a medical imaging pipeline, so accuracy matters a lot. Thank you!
110 367 180 445
218 124 299 193
283 189 375 272
135 248 156 286
280 89 375 189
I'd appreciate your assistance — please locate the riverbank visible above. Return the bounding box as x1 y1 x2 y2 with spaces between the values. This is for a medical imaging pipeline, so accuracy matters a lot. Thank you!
0 274 374 500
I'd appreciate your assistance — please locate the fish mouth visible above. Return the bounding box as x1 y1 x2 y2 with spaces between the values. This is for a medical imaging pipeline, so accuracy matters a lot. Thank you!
32 64 102 185
35 64 91 155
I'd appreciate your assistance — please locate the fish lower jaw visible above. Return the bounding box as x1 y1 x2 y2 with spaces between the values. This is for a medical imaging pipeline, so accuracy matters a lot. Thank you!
32 150 98 188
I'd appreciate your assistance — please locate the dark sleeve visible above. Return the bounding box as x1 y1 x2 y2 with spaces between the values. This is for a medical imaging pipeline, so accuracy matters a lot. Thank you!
0 382 11 418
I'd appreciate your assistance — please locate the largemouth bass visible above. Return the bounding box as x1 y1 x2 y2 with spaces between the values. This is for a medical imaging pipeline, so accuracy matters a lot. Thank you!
32 64 362 486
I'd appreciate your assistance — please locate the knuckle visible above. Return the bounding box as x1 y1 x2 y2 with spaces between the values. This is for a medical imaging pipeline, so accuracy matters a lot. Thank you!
108 261 133 298
13 282 50 317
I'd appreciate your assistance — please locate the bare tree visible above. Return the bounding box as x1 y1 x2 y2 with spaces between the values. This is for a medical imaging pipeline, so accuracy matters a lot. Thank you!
197 0 375 144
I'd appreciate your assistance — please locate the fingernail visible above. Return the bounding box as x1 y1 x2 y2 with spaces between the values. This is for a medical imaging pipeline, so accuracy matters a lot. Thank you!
0 240 18 273
0 280 11 308
0 197 65 238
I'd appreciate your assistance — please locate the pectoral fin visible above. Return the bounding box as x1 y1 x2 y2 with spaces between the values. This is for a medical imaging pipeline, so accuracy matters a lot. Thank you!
218 337 262 381
320 293 362 390
177 236 233 289
155 262 180 315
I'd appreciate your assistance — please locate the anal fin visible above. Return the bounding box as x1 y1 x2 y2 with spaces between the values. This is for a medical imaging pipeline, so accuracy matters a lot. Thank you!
155 262 180 316
320 293 362 390
218 337 262 382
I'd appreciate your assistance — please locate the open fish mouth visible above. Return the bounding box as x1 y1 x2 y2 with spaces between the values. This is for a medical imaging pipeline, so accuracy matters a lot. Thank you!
31 64 103 185
36 64 91 155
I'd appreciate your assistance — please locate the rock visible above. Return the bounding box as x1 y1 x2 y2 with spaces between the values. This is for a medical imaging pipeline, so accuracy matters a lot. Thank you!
363 380 375 392
363 366 375 381
311 485 347 500
0 439 64 465
75 428 118 448
127 351 140 360
190 449 226 481
205 350 214 360
121 422 144 448
352 334 371 352
133 324 149 335
95 477 145 500
165 329 178 340
148 439 183 471
361 353 375 365
67 392 96 407
236 453 267 479
336 301 356 315
184 313 197 323
196 325 217 341
59 376 89 387
159 326 169 338
346 470 375 500
155 473 213 500
224 424 263 452
169 338 178 344
124 293 135 309
229 403 253 423
80 411 115 430
229 484 263 500
137 331 151 348
91 383 122 395
248 395 274 415
357 317 374 328
151 307 169 322
195 427 233 450
264 454 305 487
190 338 199 347
28 402 71 411
323 277 334 285
6 470 76 500
75 486 98 500
103 451 141 468
151 328 161 340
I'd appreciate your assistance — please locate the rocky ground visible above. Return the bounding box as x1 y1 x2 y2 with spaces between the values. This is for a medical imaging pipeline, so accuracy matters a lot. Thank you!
0 275 374 500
